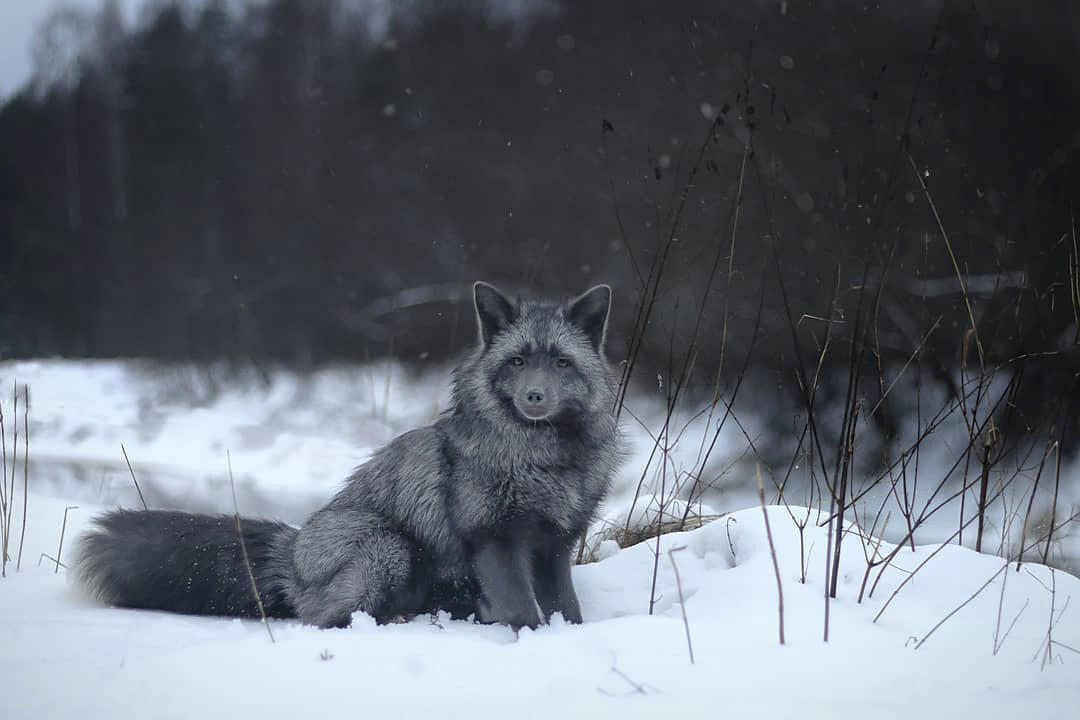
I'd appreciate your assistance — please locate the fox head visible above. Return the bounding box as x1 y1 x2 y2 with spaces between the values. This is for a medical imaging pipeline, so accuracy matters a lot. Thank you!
461 281 614 426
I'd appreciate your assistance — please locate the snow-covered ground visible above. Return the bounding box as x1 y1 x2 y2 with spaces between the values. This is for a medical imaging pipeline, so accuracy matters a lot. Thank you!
4 494 1079 719
1 358 1079 718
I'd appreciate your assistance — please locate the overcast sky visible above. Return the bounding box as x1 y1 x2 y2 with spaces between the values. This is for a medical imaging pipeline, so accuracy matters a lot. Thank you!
0 0 144 101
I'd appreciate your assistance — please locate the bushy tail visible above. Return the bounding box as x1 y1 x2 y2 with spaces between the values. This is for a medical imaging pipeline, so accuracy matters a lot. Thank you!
74 509 299 619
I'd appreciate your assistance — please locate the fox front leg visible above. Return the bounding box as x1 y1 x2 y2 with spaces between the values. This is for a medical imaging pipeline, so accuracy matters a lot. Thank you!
531 543 583 624
471 537 542 631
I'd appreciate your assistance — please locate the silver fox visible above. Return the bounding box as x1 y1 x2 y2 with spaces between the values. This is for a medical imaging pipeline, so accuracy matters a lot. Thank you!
74 282 625 629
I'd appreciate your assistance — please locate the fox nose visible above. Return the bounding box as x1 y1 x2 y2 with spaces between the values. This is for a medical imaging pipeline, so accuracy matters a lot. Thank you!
525 388 545 405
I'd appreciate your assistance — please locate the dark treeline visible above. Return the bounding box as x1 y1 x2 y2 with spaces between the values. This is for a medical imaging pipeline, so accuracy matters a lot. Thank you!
1 0 1078 450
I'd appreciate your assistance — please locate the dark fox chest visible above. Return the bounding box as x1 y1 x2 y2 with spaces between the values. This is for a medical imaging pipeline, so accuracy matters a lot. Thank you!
447 459 602 541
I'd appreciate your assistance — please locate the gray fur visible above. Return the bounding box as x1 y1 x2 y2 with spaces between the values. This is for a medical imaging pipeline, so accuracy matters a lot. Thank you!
74 509 297 619
74 282 625 630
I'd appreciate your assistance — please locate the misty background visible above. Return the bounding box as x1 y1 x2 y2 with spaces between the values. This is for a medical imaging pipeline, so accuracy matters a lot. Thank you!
1 0 1078 498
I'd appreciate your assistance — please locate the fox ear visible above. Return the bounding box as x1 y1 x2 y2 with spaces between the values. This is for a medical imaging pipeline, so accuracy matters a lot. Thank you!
566 284 611 351
473 281 518 347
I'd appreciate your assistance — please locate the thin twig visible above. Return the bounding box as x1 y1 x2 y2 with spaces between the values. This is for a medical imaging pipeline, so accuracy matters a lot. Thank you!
37 553 66 568
975 415 997 553
8 385 16 557
992 555 1029 656
907 152 985 370
992 558 1010 654
757 465 785 645
120 443 148 510
1016 442 1054 573
916 561 1008 650
613 117 720 419
647 418 672 616
228 450 275 643
1042 440 1062 565
1070 209 1080 344
667 545 695 663
995 598 1029 656
1030 594 1071 666
17 384 29 571
868 315 942 417
1 384 18 579
0 394 8 578
55 506 77 574
911 509 1080 648
1039 570 1060 670
713 138 750 391
604 660 652 696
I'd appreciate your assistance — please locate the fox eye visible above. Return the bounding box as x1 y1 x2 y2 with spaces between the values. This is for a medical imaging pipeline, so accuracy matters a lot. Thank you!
555 358 570 369
511 356 524 366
